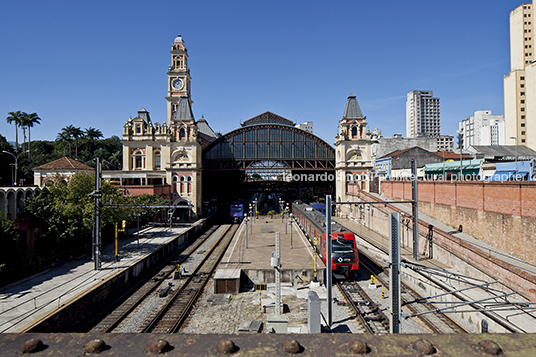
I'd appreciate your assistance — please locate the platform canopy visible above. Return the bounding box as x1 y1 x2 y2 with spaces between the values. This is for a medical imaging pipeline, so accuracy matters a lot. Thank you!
423 159 484 176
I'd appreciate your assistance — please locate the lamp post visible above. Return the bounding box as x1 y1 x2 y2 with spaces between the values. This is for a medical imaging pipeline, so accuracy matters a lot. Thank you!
510 136 518 177
289 213 293 249
136 213 141 248
2 150 29 186
249 204 253 234
244 213 248 249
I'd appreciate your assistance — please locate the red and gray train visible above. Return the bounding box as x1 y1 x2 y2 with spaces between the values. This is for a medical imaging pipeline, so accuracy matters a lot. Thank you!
292 202 359 278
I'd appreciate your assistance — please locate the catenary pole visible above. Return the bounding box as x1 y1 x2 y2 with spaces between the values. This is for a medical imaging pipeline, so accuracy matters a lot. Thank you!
326 194 332 327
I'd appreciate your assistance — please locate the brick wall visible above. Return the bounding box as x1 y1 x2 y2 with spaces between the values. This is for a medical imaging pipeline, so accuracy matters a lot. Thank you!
380 180 536 266
345 187 536 301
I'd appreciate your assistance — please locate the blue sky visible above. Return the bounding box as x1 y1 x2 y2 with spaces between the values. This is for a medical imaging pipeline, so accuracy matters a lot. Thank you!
0 0 525 147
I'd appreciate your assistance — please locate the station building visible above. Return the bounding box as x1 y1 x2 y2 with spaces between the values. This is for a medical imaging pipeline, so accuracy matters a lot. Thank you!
102 35 375 218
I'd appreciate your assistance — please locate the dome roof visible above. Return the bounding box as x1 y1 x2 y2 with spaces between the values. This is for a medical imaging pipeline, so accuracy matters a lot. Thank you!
174 34 184 43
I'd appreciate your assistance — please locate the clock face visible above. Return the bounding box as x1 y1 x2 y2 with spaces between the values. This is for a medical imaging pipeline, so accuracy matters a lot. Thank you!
172 79 183 90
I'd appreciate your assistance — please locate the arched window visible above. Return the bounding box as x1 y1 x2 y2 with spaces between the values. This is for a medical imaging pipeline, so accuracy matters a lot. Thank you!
154 150 161 169
133 150 144 169
179 128 186 140
179 175 185 194
351 126 357 138
187 175 192 194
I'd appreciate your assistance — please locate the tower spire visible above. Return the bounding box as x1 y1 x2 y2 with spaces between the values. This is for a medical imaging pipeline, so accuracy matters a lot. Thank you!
167 34 192 123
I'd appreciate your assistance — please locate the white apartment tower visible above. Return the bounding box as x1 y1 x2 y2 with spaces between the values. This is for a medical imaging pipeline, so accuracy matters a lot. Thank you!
458 110 505 150
504 2 534 148
406 90 441 138
295 121 313 134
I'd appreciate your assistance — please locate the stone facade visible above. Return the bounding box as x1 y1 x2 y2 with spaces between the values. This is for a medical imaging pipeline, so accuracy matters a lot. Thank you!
335 94 375 215
120 36 217 215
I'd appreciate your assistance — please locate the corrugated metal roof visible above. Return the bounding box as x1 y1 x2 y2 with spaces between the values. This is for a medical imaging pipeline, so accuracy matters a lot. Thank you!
469 145 536 158
423 159 484 171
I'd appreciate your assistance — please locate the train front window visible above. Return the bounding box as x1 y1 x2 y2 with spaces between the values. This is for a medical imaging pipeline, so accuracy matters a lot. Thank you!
332 240 354 254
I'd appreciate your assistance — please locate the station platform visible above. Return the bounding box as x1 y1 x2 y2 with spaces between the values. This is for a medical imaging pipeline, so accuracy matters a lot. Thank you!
217 215 325 288
0 223 202 333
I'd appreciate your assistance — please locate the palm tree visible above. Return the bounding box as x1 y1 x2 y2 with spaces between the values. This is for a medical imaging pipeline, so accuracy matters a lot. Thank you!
6 111 23 149
85 127 103 153
56 131 72 157
20 112 41 159
84 127 103 140
59 125 84 158
71 126 84 158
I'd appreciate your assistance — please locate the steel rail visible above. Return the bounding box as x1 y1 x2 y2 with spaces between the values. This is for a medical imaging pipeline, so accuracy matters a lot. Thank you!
141 224 236 333
359 255 466 334
93 225 220 333
337 280 390 334
337 282 374 334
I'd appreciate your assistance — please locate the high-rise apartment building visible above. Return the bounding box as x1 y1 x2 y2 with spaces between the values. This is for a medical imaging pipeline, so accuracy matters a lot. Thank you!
458 110 505 150
504 2 534 148
406 90 441 138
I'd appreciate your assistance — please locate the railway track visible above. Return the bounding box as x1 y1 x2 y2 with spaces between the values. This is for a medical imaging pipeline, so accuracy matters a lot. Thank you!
91 225 221 333
337 280 390 334
141 224 239 333
399 280 467 333
358 256 466 334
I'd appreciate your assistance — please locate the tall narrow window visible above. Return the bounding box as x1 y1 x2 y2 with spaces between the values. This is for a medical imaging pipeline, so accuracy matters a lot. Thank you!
187 176 192 194
179 128 186 139
179 176 185 194
154 151 161 169
133 150 144 169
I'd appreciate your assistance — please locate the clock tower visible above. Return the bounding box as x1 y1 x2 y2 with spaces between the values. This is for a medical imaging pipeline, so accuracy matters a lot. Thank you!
166 35 192 124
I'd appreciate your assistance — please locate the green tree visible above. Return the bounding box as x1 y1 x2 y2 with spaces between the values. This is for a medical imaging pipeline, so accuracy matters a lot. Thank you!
0 134 15 185
20 112 41 159
5 111 23 149
25 172 165 258
84 127 103 154
59 125 84 158
56 131 73 157
0 214 23 271
84 127 103 141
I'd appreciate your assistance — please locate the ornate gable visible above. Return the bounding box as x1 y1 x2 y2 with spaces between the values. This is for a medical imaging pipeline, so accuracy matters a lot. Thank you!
242 111 295 127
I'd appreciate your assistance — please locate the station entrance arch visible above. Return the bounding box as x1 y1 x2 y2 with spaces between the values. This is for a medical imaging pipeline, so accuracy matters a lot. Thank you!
202 112 335 203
